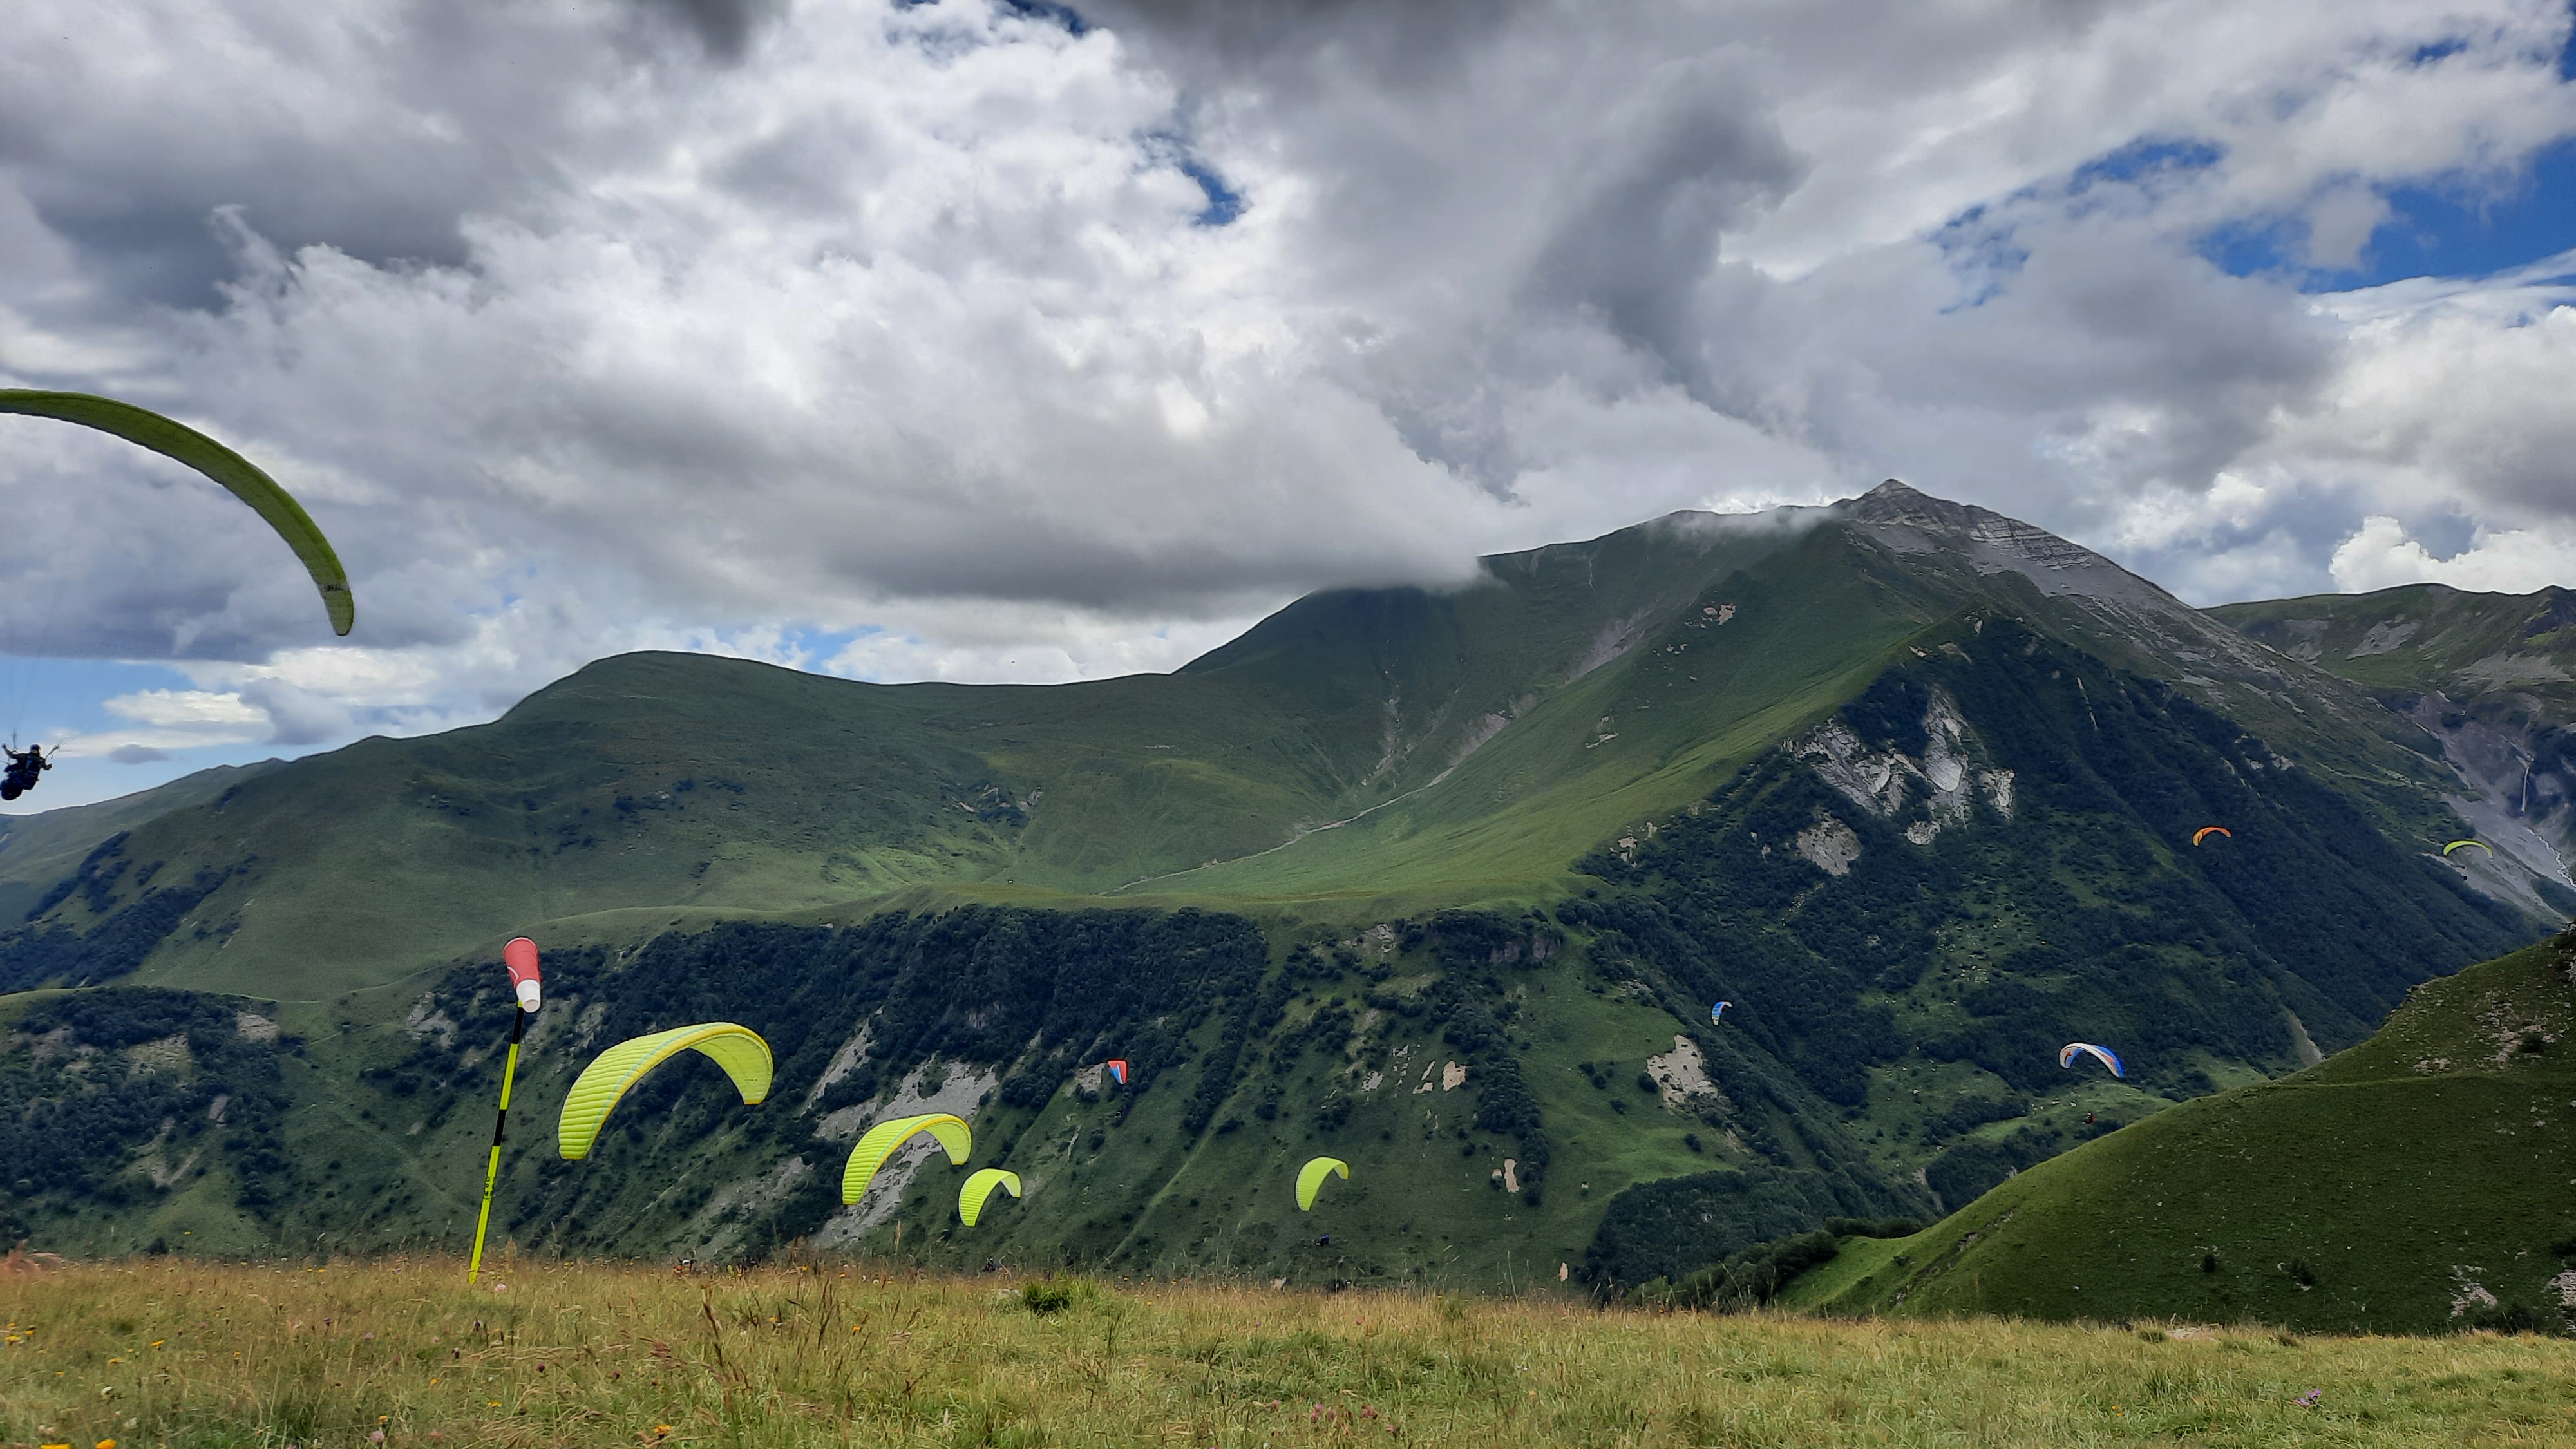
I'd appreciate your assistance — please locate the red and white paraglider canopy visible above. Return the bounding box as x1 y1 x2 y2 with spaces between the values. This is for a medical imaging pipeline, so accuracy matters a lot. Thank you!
504 936 542 1013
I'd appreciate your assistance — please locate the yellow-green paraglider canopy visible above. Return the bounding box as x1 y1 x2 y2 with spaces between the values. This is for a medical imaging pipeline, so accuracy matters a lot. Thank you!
842 1113 973 1204
2443 839 2493 856
958 1167 1023 1227
1295 1156 1349 1211
1 390 355 635
558 1023 773 1160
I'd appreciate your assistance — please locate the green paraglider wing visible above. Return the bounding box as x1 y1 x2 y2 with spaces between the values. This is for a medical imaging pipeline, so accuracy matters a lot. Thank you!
2443 839 2493 856
842 1112 973 1204
558 1023 773 1160
0 390 355 635
958 1167 1023 1227
1295 1155 1349 1211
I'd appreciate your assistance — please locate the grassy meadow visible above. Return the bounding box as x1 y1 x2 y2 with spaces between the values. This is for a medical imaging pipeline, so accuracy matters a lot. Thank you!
6 1257 2575 1448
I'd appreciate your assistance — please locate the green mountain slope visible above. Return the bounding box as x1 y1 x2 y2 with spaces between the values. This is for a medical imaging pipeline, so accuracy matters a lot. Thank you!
0 483 2557 1288
0 759 282 923
5 486 2519 1010
2212 584 2576 917
0 513 1837 1006
1795 929 2576 1333
1557 610 2523 1289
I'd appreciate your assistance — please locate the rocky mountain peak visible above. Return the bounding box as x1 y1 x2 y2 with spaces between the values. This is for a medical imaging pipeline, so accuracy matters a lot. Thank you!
1845 479 2116 577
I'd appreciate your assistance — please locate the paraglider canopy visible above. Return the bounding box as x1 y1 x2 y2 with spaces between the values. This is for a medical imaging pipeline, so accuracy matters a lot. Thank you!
958 1168 1023 1227
1296 1156 1349 1211
503 936 542 1013
2443 839 2492 857
0 390 355 636
1710 1001 1731 1025
842 1113 973 1204
2058 1042 2125 1077
558 1023 773 1160
1104 1059 1130 1086
2192 826 2231 846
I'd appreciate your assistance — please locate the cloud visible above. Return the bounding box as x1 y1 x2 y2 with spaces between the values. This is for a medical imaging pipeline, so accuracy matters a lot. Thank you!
1 0 2573 764
107 743 169 764
2330 515 2576 595
630 0 786 61
102 688 265 733
2264 259 2576 522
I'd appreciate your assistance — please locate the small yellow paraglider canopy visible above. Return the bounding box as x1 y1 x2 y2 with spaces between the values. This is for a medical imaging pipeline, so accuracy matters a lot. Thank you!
558 1023 773 1160
958 1168 1023 1227
2443 838 2492 857
1296 1156 1349 1211
842 1113 973 1204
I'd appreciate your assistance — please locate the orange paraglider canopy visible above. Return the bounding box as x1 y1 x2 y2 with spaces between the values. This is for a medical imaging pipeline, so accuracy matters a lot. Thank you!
2192 826 2231 846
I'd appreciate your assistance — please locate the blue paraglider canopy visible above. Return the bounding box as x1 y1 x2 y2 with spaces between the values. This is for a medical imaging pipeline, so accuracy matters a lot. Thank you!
1710 1001 1731 1025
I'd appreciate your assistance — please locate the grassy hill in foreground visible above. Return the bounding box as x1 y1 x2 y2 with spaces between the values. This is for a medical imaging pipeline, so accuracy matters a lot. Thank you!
8 1259 2576 1449
1792 929 2576 1333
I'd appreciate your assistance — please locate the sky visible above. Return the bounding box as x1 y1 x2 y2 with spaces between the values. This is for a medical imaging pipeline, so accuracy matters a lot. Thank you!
3 0 2575 807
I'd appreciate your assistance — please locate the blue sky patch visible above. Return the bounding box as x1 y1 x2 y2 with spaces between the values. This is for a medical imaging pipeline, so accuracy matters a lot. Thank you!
1177 155 1245 227
1000 0 1089 36
2066 137 2224 195
2349 137 2576 284
1141 133 1245 227
2194 136 2576 288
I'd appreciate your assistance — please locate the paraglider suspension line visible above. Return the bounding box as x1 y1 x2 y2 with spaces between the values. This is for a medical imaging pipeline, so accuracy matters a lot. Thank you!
468 1005 528 1283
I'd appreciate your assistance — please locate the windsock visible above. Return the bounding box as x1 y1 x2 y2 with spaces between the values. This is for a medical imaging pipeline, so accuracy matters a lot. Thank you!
504 936 542 1012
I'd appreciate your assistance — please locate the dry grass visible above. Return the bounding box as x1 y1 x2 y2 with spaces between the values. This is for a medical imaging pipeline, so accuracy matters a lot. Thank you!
5 1256 2575 1448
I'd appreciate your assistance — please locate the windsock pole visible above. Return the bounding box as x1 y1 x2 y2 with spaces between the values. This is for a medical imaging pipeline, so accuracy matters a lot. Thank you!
469 936 543 1284
467 1008 527 1283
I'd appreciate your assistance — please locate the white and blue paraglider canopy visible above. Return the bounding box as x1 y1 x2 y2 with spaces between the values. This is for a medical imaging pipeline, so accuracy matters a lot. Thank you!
2058 1041 2124 1077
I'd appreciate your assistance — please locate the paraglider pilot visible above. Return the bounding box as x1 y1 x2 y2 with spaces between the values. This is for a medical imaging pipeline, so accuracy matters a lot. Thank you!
1 744 52 801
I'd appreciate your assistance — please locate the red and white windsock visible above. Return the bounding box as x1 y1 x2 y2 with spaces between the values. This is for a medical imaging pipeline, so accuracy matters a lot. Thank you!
504 936 542 1013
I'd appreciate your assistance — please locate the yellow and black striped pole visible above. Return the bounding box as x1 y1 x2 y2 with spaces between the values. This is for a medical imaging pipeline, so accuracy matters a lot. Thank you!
468 936 543 1283
467 1003 528 1283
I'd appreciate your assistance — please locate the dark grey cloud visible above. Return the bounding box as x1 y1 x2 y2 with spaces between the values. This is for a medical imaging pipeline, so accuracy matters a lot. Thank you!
1078 0 1533 85
1524 59 1805 385
632 0 788 61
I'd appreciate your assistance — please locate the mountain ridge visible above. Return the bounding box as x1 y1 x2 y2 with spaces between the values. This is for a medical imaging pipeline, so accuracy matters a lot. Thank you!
0 482 2560 1293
